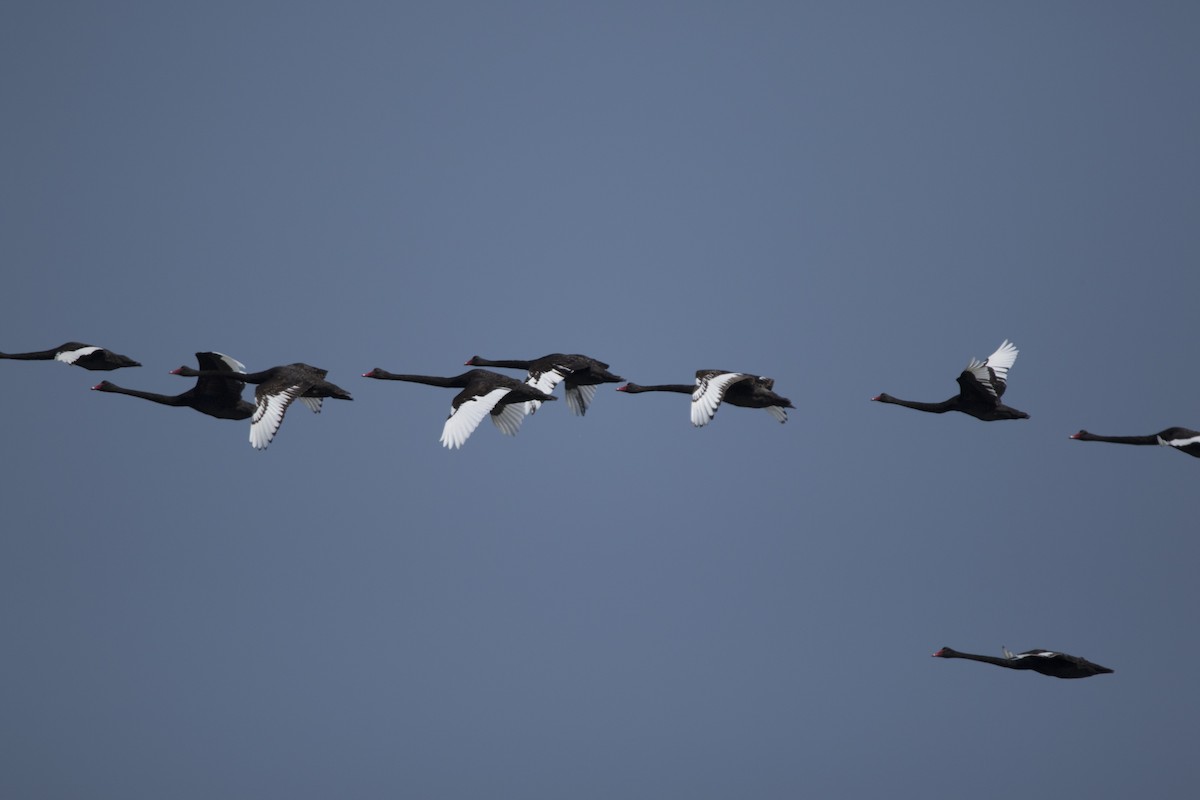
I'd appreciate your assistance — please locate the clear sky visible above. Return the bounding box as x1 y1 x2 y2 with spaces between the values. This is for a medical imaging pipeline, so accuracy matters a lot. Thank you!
2 2 1198 798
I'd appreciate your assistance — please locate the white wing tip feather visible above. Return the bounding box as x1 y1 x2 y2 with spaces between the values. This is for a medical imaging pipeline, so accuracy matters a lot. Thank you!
214 352 247 373
490 402 527 436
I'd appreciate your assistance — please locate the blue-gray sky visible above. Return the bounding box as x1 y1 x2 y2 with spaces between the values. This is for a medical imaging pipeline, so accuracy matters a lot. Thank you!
3 2 1198 798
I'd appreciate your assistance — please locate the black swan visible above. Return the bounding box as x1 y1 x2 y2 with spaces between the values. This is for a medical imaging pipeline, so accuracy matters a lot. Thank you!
932 646 1113 679
464 354 623 416
171 362 352 449
616 370 794 426
93 352 253 420
1071 428 1200 458
362 368 556 449
1 342 140 370
872 340 1029 421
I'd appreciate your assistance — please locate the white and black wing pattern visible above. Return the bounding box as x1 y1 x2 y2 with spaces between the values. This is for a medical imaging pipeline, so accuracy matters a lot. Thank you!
1005 648 1057 661
249 384 304 450
54 345 101 365
299 397 324 414
441 387 511 449
1003 647 1063 666
691 372 750 427
1158 432 1200 448
193 352 249 399
523 367 569 415
963 340 1019 398
490 401 527 437
564 383 598 416
211 352 247 374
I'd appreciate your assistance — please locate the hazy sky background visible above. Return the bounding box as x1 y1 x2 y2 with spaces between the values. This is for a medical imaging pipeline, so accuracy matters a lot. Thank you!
3 2 1198 798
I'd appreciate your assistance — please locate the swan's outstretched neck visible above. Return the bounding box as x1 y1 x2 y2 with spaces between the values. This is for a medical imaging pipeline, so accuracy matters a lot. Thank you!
1071 430 1159 446
872 394 955 414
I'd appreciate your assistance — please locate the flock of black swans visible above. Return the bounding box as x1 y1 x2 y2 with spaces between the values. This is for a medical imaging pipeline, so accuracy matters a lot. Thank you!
11 336 1192 680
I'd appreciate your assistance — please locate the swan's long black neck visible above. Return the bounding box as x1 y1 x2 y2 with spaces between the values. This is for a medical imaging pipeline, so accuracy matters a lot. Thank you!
874 394 957 414
620 383 693 395
1072 431 1158 446
95 383 188 406
366 371 467 387
466 357 530 369
936 648 1015 669
0 349 55 360
173 368 269 384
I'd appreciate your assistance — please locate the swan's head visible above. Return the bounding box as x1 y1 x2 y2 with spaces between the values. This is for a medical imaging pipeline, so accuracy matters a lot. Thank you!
362 368 386 379
91 381 116 391
464 355 484 366
616 383 643 393
171 366 199 377
931 647 957 658
871 393 893 403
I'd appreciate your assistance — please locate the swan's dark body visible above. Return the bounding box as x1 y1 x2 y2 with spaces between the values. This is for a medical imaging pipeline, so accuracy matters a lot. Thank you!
618 370 794 426
171 362 352 449
465 353 623 416
362 368 556 448
1 342 140 371
872 340 1028 421
932 646 1113 679
1071 428 1200 458
93 352 253 420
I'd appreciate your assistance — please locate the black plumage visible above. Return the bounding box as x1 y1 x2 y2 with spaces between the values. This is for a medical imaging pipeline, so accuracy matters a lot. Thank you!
1 342 140 371
93 352 253 420
932 646 1113 679
872 339 1028 421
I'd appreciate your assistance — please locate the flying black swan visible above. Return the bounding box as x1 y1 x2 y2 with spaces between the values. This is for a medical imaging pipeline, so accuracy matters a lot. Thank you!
0 342 140 371
464 354 623 416
617 370 794 426
1071 428 1200 458
93 352 254 420
362 368 556 449
872 339 1029 420
171 362 352 449
932 646 1113 679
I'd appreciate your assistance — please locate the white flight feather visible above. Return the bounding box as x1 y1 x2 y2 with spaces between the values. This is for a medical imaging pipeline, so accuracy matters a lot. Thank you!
565 383 598 416
213 352 247 373
965 340 1019 397
523 369 566 414
1159 433 1200 448
55 346 101 364
249 385 302 450
764 405 789 423
1004 647 1055 661
691 372 748 427
440 387 510 449
490 401 527 436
